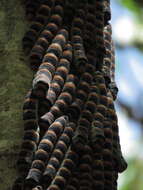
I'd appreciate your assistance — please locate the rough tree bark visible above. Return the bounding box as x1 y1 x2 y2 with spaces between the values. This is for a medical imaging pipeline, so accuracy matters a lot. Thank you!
0 1 32 189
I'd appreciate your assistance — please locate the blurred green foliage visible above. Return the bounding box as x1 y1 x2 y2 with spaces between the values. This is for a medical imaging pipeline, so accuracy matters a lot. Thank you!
120 0 140 13
115 1 143 190
120 157 143 190
119 0 143 19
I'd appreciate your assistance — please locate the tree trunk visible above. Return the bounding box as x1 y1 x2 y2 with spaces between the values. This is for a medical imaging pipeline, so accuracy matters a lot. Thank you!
0 1 31 189
0 1 127 190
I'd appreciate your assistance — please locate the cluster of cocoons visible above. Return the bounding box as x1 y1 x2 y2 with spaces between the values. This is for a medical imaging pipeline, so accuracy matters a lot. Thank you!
12 0 127 190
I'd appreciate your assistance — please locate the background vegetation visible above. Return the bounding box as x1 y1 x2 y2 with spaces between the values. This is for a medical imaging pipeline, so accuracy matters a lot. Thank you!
113 0 143 189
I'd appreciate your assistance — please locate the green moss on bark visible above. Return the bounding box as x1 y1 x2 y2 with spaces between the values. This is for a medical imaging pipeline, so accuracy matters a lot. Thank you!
0 1 33 189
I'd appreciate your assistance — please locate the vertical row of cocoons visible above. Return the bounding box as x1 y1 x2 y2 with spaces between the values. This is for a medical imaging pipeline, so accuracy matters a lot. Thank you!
42 122 76 188
23 90 38 131
72 35 87 74
111 41 115 83
103 23 112 84
31 29 69 100
84 4 96 51
78 145 93 190
102 107 114 189
107 100 119 190
72 84 99 149
91 121 105 190
95 0 106 70
47 149 79 190
30 5 64 70
106 96 128 190
39 74 77 136
103 132 113 188
108 101 127 173
25 116 68 188
45 43 72 107
70 1 86 37
90 73 105 190
94 153 105 189
22 1 55 54
84 5 98 67
17 130 39 174
17 90 39 175
91 104 105 189
67 63 95 122
38 43 72 117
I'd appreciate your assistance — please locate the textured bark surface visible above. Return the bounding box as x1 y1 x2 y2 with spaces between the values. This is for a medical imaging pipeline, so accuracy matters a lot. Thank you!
0 1 31 189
